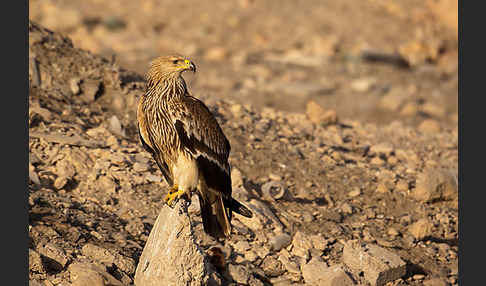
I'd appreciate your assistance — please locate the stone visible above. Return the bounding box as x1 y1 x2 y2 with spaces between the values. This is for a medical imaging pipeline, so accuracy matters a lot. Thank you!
106 135 119 147
348 188 361 198
421 102 446 118
37 243 69 271
341 203 353 215
30 103 52 122
302 259 354 286
351 77 376 93
96 176 117 194
291 231 313 259
309 35 339 57
68 149 94 175
248 276 266 286
70 78 81 95
187 195 201 215
80 80 102 102
108 115 126 137
133 162 150 172
29 163 40 185
230 104 243 116
306 101 338 125
376 183 389 194
126 219 145 237
302 211 314 223
29 280 43 286
269 278 293 286
29 151 41 164
56 159 76 179
395 180 409 192
411 168 457 202
418 119 441 133
86 126 109 139
278 253 301 274
255 244 271 259
343 240 406 286
53 176 69 190
413 274 426 281
400 102 419 116
261 255 285 277
423 277 449 286
134 200 220 286
244 250 259 262
81 244 135 275
81 244 117 265
146 174 162 183
228 264 250 284
309 248 323 260
320 210 342 223
408 218 433 241
310 234 328 251
379 92 406 112
387 227 400 237
231 167 244 188
68 262 123 286
398 40 441 66
269 233 292 252
29 249 43 273
370 157 385 166
321 110 338 125
110 153 125 165
233 240 251 253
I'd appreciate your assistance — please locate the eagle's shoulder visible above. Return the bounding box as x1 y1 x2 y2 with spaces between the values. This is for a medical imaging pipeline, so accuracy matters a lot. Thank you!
167 95 230 172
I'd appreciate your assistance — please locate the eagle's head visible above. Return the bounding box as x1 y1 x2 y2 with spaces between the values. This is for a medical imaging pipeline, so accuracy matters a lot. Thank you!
149 55 196 79
146 55 197 95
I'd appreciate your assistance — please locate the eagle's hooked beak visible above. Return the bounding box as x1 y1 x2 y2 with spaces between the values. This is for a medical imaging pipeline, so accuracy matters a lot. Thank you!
184 59 196 73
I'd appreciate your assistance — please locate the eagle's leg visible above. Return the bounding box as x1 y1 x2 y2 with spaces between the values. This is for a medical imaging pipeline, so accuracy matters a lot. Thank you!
164 184 190 207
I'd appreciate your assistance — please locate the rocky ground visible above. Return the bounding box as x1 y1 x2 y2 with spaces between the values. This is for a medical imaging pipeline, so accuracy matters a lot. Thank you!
28 1 458 285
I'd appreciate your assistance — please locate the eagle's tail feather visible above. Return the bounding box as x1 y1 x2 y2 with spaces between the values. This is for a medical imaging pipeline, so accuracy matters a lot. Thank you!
198 192 231 238
229 198 253 218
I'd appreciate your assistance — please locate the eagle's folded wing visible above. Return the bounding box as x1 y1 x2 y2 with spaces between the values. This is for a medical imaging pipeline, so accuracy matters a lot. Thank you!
168 96 232 196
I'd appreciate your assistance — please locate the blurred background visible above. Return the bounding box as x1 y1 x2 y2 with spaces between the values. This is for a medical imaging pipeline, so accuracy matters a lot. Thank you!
29 0 458 130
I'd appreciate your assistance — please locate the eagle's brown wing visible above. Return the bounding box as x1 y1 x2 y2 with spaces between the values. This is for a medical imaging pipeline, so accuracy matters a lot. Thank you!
168 95 231 195
169 96 252 220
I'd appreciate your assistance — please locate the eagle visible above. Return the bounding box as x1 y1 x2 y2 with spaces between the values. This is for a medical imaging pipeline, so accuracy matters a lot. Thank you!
137 55 253 238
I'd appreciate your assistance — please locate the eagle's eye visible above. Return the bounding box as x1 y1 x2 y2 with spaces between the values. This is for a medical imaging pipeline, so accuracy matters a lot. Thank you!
172 59 181 64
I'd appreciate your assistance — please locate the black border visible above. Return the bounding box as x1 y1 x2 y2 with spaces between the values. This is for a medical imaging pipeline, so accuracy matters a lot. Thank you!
3 0 29 285
457 0 465 285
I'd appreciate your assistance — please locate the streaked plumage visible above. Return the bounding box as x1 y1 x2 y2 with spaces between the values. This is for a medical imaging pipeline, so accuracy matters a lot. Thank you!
137 55 252 238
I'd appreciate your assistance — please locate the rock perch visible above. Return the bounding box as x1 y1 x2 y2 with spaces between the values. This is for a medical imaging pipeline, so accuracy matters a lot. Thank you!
134 200 221 286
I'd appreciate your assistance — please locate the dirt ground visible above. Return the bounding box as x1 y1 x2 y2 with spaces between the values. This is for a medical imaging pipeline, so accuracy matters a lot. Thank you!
28 1 458 285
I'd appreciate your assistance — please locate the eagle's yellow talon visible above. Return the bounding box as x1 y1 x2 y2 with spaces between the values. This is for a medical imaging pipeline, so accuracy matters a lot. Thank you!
164 185 187 207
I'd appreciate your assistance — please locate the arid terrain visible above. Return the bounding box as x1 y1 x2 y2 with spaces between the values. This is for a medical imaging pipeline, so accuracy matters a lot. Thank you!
29 1 458 285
